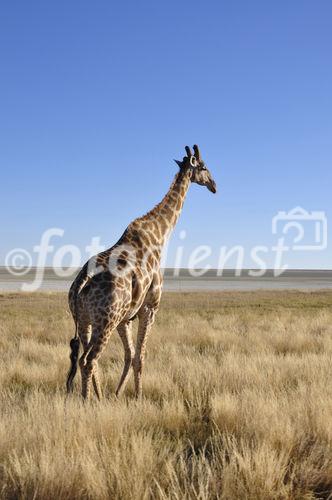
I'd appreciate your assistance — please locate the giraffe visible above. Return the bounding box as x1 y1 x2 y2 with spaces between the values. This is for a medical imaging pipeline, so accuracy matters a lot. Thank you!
66 145 217 400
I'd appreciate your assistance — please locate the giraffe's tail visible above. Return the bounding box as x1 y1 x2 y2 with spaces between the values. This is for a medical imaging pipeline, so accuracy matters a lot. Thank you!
66 335 80 393
66 299 80 394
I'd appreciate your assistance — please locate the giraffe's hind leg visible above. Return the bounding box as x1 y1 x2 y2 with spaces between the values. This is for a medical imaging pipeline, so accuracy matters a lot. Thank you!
76 322 101 399
115 320 135 397
80 319 118 401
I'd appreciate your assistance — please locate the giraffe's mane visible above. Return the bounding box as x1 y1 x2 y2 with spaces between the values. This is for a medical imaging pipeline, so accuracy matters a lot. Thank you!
135 171 182 222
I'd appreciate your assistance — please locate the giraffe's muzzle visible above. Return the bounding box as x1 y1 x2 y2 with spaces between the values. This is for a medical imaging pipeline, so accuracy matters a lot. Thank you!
208 180 217 194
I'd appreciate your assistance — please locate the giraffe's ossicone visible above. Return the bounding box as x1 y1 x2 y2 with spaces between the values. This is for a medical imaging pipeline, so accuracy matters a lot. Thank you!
66 145 217 400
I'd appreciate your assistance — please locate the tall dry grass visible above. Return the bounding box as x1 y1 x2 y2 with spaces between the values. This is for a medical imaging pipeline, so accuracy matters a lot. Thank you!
1 290 332 499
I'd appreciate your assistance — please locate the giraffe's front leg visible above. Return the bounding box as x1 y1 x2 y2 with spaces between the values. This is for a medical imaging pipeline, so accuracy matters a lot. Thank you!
115 321 135 397
133 306 157 399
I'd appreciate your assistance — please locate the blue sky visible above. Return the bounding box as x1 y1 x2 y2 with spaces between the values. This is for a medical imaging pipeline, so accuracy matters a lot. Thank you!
0 0 331 269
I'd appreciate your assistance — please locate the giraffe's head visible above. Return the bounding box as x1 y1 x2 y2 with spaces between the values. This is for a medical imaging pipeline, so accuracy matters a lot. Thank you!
175 145 217 193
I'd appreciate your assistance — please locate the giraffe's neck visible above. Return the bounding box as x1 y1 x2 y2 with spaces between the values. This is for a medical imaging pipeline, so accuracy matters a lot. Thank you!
133 169 191 247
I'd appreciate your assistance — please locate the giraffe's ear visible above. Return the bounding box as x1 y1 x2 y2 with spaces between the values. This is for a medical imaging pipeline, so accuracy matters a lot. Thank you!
190 155 197 167
174 159 182 168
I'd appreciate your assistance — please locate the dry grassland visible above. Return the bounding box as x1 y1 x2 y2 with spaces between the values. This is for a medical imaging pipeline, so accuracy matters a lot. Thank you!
1 290 332 499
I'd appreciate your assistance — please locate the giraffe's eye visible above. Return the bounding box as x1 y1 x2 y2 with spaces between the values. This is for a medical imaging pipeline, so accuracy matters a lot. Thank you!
201 164 207 171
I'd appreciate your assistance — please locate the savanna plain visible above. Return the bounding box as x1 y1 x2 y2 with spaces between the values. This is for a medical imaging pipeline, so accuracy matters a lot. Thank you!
1 290 332 500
